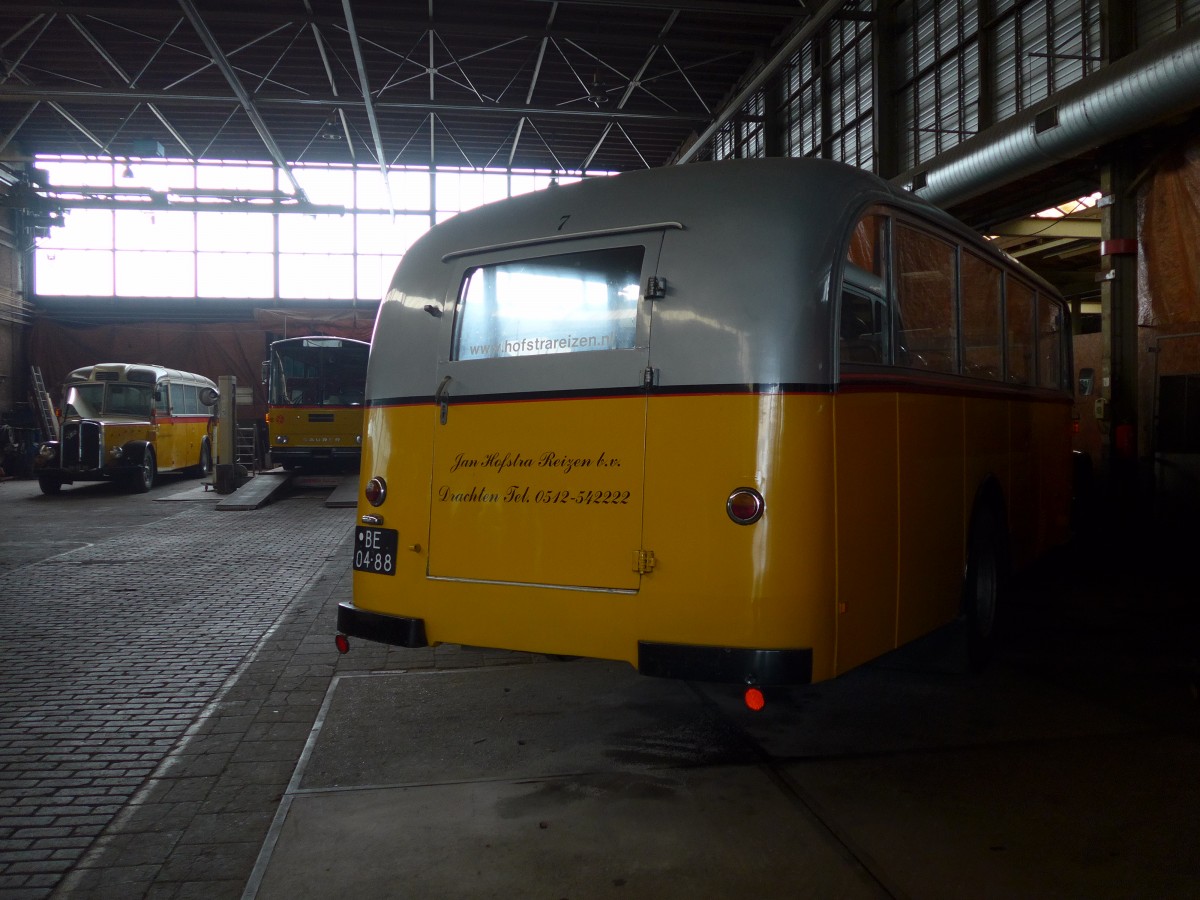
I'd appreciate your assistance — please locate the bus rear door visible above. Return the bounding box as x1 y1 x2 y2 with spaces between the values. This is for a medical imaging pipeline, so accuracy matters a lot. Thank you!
427 234 663 591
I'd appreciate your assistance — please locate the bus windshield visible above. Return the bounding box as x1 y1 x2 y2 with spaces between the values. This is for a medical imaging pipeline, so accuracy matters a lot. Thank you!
64 383 153 418
64 384 104 418
269 340 369 406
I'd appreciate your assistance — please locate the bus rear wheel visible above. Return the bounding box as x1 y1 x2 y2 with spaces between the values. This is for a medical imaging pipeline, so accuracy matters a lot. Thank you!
38 474 62 495
963 505 1003 672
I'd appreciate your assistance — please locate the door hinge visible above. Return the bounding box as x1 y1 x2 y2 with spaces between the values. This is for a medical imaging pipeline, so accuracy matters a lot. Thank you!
633 549 657 574
435 375 452 425
646 276 666 299
642 366 659 389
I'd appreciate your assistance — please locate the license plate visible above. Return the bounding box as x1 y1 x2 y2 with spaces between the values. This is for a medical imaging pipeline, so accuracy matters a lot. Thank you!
353 526 398 575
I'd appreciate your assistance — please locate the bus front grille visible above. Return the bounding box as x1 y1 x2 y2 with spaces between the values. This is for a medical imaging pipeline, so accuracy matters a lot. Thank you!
61 421 102 470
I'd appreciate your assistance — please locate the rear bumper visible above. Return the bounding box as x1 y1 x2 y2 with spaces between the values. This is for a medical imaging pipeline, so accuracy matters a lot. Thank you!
336 601 813 685
273 447 360 462
638 641 813 686
337 602 428 647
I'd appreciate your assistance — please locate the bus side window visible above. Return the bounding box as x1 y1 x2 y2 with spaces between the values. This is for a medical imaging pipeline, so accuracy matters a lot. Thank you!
1006 279 1036 385
961 250 1004 382
180 384 198 415
840 288 886 364
1036 295 1065 389
847 212 888 279
894 223 958 373
843 212 891 366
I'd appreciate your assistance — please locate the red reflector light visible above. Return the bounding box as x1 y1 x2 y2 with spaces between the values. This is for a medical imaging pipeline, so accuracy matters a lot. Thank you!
335 634 350 654
364 477 387 507
744 686 765 711
726 487 765 525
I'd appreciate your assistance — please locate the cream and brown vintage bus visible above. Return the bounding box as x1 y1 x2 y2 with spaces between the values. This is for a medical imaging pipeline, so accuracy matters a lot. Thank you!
34 363 217 495
337 158 1073 707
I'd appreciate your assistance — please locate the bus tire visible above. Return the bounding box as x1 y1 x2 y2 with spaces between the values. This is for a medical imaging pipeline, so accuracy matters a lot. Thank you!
38 474 62 495
128 447 156 494
964 503 1003 672
197 439 213 478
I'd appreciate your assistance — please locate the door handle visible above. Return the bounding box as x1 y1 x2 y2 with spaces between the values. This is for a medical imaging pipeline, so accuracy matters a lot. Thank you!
435 375 452 424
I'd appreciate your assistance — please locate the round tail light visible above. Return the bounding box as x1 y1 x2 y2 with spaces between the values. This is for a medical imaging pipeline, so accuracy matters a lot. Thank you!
726 487 764 525
364 476 387 507
743 685 766 711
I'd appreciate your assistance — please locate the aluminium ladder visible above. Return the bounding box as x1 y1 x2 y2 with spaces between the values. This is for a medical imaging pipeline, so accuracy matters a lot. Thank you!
30 367 59 440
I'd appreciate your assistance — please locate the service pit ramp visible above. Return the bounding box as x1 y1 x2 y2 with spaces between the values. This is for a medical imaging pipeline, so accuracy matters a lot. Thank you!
215 471 294 511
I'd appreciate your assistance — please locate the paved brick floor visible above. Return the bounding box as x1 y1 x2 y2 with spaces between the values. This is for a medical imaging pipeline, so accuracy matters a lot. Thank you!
0 483 345 898
0 477 539 899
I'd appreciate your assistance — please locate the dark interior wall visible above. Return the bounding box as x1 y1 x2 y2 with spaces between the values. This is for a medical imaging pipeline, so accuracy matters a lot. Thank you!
0 201 34 478
0 206 21 419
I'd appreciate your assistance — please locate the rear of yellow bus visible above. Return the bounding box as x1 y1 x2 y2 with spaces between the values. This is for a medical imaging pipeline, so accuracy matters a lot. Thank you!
339 162 852 691
338 160 1073 697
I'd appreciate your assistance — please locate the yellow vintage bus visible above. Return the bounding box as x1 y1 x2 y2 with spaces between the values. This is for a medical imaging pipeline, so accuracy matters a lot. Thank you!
337 158 1073 701
34 363 216 494
264 336 369 470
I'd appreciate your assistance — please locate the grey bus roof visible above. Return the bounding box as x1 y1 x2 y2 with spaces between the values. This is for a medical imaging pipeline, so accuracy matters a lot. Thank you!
371 158 1058 397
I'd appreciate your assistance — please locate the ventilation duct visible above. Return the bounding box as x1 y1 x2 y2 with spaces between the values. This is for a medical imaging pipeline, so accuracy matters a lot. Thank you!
899 21 1200 208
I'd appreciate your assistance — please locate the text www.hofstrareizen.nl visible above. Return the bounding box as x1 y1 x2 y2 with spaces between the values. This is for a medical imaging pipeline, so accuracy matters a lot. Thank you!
468 333 621 357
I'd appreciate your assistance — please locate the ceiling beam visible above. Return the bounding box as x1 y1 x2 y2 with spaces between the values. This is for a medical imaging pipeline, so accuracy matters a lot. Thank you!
342 0 390 209
14 7 766 54
510 2 558 168
0 188 345 215
1007 237 1083 259
65 15 196 158
0 84 707 123
581 9 677 169
175 0 305 198
987 218 1102 239
16 1 801 22
303 0 355 161
504 0 806 16
0 102 38 156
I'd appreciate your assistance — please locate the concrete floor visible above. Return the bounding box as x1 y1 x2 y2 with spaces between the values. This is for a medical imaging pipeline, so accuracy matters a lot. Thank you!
1 472 1197 899
249 658 1200 900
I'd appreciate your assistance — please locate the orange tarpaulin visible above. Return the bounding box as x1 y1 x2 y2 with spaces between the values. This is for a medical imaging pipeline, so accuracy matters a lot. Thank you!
1138 136 1200 328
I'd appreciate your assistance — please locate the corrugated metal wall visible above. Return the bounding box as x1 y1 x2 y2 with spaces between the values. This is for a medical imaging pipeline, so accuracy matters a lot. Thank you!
696 0 1193 178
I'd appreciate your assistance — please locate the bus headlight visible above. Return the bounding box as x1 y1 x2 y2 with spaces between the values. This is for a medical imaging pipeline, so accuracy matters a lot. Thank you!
109 446 124 460
364 476 387 507
726 487 764 525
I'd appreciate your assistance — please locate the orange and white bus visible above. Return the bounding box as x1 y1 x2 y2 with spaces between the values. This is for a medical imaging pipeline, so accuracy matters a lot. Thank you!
264 336 369 470
34 363 216 494
337 158 1073 700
